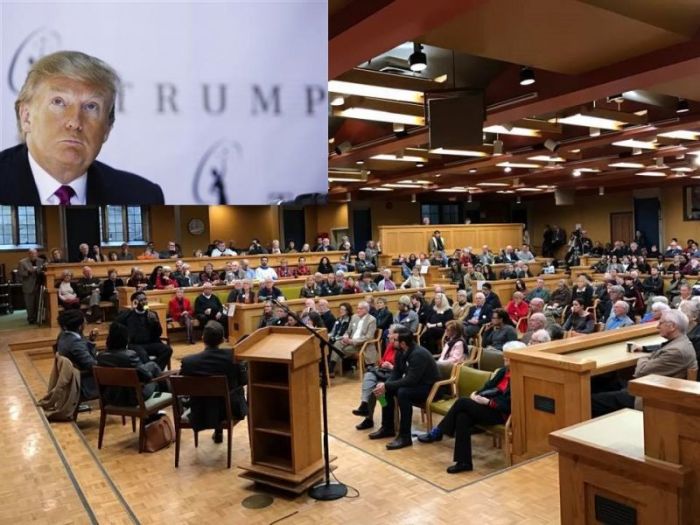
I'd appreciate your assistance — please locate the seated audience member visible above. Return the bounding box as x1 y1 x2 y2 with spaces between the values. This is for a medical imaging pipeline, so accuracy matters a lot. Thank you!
156 266 176 289
100 269 123 305
276 258 294 279
572 275 594 307
55 309 98 398
117 243 135 261
377 269 397 291
447 261 465 289
328 302 352 354
418 341 526 472
505 291 529 325
254 257 278 281
528 329 551 345
550 279 572 310
517 244 535 262
248 239 267 255
335 255 350 274
232 280 255 304
400 266 425 289
521 312 549 344
671 283 692 309
269 240 282 254
77 266 103 323
499 264 516 280
481 282 502 310
57 270 80 309
353 325 400 430
526 278 551 303
451 290 470 321
411 293 429 324
194 283 228 339
481 309 518 351
357 272 378 293
463 292 492 341
220 261 241 283
421 293 454 355
299 276 321 298
438 320 466 365
393 295 419 333
355 251 377 273
592 309 697 417
642 267 664 298
239 260 256 280
341 276 359 295
317 299 336 332
76 243 95 263
514 277 528 294
159 240 180 259
114 291 173 370
199 263 222 286
299 299 317 326
210 240 236 257
168 288 195 344
373 297 393 334
364 295 378 317
642 301 671 323
126 268 149 290
562 299 595 335
148 265 164 289
172 261 192 287
96 323 164 411
548 324 566 341
257 278 285 302
317 257 334 274
258 302 276 328
597 284 623 322
605 300 635 330
180 321 248 443
322 272 342 296
285 240 297 253
622 274 646 317
137 245 159 260
369 326 439 450
330 301 377 376
295 257 311 276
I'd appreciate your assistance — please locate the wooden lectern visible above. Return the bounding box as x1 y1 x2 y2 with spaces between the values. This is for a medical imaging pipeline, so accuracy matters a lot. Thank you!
235 326 323 493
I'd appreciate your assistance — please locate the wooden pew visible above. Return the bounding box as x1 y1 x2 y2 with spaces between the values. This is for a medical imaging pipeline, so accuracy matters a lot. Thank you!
43 251 351 283
504 323 664 464
227 285 458 342
469 274 567 307
378 224 523 257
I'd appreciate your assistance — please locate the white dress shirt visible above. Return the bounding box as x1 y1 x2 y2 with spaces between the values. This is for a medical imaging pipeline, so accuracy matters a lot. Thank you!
352 314 366 339
28 151 87 205
254 266 278 281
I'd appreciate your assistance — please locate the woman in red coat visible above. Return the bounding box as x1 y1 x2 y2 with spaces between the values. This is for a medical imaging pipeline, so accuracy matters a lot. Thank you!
505 291 529 325
168 288 195 344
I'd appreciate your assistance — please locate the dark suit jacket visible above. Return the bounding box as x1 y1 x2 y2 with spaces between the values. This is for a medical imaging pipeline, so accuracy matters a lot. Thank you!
0 144 164 205
56 332 98 399
96 348 160 406
180 346 247 427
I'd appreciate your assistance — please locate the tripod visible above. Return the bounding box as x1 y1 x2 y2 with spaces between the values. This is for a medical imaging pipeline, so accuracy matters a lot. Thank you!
270 298 348 500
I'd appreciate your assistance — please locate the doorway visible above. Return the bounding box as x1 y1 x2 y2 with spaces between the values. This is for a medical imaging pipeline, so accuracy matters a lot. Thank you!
633 198 660 249
610 212 634 244
65 208 101 262
352 208 372 252
282 208 305 249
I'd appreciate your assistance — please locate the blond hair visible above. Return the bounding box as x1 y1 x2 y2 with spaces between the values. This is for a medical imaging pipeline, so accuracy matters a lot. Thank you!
15 50 120 139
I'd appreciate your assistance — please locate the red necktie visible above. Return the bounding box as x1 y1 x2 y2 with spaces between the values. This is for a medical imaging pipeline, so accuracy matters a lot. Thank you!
53 185 75 206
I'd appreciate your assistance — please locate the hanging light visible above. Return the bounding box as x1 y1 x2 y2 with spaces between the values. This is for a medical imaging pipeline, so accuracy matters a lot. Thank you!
409 43 427 72
519 66 535 86
677 98 690 114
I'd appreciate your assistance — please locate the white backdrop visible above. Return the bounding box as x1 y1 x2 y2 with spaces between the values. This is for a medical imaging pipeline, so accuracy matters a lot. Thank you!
0 0 328 204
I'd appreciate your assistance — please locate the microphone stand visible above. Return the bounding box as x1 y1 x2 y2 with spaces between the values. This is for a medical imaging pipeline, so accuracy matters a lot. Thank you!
270 297 348 500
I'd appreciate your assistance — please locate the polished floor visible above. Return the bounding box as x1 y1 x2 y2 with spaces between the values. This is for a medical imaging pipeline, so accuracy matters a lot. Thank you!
1 324 561 524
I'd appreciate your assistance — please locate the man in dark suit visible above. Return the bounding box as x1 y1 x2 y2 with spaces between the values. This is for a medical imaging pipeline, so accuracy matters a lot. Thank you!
463 292 493 341
55 309 98 399
18 248 43 324
1 50 163 205
481 282 502 310
180 321 248 443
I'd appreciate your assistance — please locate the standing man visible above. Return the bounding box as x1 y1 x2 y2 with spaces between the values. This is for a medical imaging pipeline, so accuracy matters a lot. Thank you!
18 248 43 324
429 230 445 254
369 326 439 449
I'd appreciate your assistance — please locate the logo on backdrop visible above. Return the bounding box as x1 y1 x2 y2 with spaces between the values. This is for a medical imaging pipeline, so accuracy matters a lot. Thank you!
8 28 63 94
193 139 243 204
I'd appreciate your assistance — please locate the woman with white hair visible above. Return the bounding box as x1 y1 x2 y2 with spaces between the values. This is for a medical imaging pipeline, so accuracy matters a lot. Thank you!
400 266 426 289
641 301 671 323
418 340 526 473
420 292 454 354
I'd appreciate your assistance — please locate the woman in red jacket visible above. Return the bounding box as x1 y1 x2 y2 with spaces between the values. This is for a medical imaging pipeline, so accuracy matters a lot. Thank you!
505 291 529 325
168 288 194 344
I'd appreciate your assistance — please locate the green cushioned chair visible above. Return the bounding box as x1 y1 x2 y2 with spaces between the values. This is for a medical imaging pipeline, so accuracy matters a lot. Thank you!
425 366 491 430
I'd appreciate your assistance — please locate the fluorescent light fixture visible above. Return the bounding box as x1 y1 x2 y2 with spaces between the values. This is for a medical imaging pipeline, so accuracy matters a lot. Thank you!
515 187 543 192
609 162 645 169
671 167 695 172
429 148 488 157
398 179 431 185
360 187 393 191
572 170 582 177
436 187 470 193
528 155 565 162
382 183 423 189
555 114 625 130
636 171 666 177
328 80 423 103
612 139 657 149
477 182 510 187
497 190 515 194
497 161 541 169
658 130 699 141
371 154 428 162
484 125 540 137
334 107 425 126
577 168 601 173
677 98 690 113
328 177 365 183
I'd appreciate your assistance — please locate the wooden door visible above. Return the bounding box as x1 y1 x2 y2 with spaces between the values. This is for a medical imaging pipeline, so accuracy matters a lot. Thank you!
610 212 633 243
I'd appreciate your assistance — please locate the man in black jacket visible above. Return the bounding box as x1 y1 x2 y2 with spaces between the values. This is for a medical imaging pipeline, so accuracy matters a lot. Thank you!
194 282 228 339
368 326 439 450
113 291 172 370
2 51 163 205
180 321 248 443
55 309 98 398
317 299 336 332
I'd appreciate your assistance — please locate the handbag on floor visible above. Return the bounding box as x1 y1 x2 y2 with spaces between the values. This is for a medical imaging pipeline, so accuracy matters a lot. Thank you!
143 414 174 452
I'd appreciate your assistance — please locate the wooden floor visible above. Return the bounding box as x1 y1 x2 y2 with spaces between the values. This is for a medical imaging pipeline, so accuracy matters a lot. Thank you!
1 324 561 524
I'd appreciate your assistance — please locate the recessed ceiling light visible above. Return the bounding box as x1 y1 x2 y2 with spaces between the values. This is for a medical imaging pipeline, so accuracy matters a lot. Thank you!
415 162 424 168
468 169 477 174
612 139 657 149
371 154 428 162
356 160 364 165
429 148 488 157
572 169 581 177
636 171 666 177
519 66 535 86
503 166 512 173
609 162 645 169
328 80 424 103
658 130 699 141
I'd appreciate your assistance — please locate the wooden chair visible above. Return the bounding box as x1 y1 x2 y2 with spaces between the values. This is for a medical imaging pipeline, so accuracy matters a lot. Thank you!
688 368 698 381
425 365 491 431
92 366 173 452
169 375 240 468
476 416 513 467
515 317 529 335
355 329 382 376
